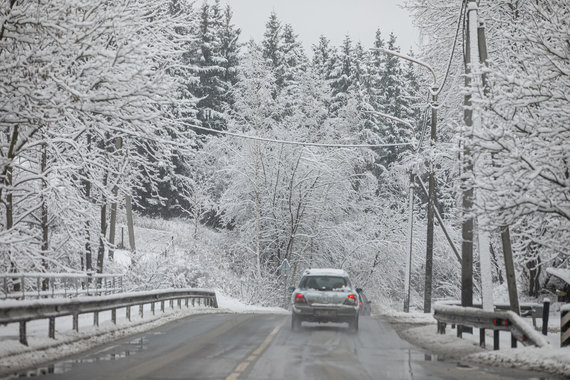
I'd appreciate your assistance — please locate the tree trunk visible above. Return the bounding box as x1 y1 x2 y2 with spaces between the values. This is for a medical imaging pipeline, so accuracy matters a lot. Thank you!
84 133 92 272
41 142 49 291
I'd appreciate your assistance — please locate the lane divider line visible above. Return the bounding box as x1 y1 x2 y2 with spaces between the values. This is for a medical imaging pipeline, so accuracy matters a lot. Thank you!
226 318 286 380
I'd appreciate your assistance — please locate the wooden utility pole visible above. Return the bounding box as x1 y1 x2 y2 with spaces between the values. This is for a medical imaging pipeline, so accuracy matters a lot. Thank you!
424 88 438 313
461 1 477 329
502 226 520 314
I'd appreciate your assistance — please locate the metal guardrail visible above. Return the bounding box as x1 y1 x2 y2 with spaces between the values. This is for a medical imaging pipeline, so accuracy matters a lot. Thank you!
434 303 548 349
0 289 218 346
1 273 125 299
435 299 545 327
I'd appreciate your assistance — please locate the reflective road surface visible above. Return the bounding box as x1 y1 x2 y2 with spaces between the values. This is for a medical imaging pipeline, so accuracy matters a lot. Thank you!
10 313 558 379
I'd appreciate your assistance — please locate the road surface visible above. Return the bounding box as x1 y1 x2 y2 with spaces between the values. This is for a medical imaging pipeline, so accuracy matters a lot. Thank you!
11 313 556 379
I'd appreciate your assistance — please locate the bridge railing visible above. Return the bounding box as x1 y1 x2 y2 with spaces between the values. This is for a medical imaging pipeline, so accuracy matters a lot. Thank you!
433 303 549 350
1 273 125 300
0 288 218 346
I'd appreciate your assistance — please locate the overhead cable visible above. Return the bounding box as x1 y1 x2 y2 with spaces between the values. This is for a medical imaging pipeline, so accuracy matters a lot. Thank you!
189 125 414 149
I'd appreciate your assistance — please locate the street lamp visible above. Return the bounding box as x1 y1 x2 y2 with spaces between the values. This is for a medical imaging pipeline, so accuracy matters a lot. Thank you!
376 48 439 313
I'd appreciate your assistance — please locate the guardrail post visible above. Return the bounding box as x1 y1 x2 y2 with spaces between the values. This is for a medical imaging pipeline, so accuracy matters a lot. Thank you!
161 300 165 312
493 330 499 350
169 299 174 309
49 317 55 339
185 298 189 308
19 321 28 346
511 335 517 348
177 299 181 309
562 305 570 347
479 328 485 348
139 304 144 318
151 302 155 315
437 321 446 334
126 306 131 321
542 298 550 336
112 308 117 324
94 311 99 327
192 298 195 307
457 325 462 338
73 313 79 331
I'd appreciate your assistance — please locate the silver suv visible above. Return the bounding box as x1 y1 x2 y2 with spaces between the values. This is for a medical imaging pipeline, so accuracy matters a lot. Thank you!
289 268 360 331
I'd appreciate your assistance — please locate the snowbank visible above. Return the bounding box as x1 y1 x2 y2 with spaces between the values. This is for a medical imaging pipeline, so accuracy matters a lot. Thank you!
378 308 570 378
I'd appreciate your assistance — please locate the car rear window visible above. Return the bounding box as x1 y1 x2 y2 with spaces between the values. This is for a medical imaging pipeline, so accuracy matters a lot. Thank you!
300 276 348 291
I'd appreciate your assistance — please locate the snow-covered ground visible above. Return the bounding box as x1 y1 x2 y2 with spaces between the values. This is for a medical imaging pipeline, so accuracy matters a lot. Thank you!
0 291 287 377
379 308 570 378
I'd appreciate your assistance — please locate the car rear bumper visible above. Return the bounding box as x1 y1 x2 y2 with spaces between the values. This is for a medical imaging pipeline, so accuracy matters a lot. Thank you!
292 305 358 323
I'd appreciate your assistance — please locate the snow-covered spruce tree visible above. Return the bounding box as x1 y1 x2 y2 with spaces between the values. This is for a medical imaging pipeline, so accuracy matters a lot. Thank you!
328 35 355 116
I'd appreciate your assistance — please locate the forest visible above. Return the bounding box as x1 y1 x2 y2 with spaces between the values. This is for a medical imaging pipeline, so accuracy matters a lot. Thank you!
1 0 568 308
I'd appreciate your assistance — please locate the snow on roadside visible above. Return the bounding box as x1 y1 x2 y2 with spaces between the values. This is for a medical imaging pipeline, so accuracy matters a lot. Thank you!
378 308 570 378
0 291 285 377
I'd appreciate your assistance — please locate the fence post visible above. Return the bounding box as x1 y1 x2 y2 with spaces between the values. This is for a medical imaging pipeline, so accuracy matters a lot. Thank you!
49 317 55 339
562 304 570 347
19 321 28 346
542 298 550 336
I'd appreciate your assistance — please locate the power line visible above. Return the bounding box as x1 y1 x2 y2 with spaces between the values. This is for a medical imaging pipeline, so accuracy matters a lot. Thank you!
189 125 415 149
435 0 468 96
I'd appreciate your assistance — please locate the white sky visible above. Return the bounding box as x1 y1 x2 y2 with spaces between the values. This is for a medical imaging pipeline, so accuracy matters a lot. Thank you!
227 0 419 54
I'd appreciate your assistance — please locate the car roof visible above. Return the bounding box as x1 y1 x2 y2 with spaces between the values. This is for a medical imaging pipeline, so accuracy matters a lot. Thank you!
302 268 349 277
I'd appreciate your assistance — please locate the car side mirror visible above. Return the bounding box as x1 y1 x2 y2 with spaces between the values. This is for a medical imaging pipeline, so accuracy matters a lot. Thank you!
288 286 295 292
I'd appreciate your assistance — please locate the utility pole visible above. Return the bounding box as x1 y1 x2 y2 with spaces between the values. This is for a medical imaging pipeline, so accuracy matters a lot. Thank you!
461 1 477 334
404 171 415 313
424 86 438 313
474 21 494 312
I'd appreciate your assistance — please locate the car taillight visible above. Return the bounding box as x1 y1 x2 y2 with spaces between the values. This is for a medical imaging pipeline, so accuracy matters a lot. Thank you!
294 293 306 304
345 294 357 305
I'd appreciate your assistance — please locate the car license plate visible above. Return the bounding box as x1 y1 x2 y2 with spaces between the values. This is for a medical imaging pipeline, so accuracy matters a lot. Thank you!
314 310 336 317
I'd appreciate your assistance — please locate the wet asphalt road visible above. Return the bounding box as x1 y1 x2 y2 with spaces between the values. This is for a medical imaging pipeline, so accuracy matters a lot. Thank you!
11 313 557 380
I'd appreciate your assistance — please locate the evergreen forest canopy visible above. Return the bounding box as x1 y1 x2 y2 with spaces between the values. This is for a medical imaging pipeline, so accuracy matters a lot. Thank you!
1 0 568 308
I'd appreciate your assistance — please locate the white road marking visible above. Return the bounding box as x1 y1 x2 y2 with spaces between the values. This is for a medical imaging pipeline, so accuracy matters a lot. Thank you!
225 318 286 380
